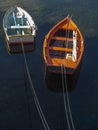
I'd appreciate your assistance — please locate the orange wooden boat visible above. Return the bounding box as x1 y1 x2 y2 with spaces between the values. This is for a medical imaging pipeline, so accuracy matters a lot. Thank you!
43 16 84 74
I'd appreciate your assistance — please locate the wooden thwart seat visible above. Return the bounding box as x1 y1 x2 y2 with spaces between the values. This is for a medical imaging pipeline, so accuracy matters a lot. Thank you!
52 36 73 41
49 46 73 53
7 25 31 29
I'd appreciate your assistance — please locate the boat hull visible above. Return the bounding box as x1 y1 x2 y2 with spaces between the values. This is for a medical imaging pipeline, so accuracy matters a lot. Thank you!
5 35 35 53
44 60 82 92
43 16 84 75
44 61 81 75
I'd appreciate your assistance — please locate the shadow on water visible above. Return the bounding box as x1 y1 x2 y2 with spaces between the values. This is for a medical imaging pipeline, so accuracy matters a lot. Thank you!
44 61 82 93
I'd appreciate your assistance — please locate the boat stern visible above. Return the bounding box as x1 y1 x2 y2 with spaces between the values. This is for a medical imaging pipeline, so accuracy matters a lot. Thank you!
6 35 36 53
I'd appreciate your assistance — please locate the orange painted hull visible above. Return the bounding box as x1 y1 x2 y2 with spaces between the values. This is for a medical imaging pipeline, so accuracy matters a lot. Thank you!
43 16 84 74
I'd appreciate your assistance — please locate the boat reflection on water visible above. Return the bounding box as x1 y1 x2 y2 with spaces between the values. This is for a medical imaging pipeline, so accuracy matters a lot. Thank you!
44 61 82 92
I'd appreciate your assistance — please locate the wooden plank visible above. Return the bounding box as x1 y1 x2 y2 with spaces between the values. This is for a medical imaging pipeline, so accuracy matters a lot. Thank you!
49 46 73 52
52 36 73 41
7 26 31 29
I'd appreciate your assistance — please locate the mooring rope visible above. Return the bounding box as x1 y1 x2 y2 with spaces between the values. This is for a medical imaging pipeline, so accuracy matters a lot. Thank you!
61 15 75 130
20 38 50 130
21 39 50 130
61 64 71 130
63 65 75 130
16 8 50 130
12 8 50 129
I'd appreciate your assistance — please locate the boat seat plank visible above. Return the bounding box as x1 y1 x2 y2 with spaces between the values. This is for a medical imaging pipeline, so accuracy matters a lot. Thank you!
7 26 31 29
52 36 73 41
49 46 73 53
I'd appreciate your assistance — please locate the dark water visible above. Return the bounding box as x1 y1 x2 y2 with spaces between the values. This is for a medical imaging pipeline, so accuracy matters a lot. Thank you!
0 0 98 130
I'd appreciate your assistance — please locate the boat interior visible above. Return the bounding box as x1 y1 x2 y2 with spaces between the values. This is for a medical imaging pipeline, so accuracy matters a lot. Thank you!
49 28 78 62
5 8 33 36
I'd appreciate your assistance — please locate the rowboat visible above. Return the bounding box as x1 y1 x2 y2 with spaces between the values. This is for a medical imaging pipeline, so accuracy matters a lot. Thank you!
43 16 84 75
3 6 37 53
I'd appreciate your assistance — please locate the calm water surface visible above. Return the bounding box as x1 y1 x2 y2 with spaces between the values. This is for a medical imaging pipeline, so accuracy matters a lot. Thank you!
0 0 98 130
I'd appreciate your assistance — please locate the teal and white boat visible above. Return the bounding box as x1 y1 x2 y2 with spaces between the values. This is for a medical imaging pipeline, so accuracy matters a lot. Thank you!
3 6 37 53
